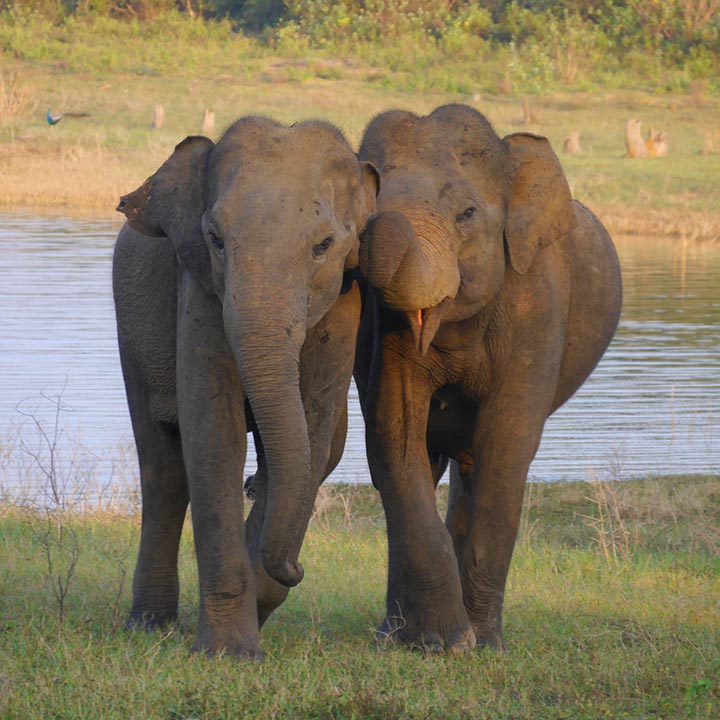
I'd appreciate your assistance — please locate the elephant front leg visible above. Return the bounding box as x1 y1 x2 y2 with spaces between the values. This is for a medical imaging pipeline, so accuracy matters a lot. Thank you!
366 348 475 654
177 276 261 659
459 393 553 649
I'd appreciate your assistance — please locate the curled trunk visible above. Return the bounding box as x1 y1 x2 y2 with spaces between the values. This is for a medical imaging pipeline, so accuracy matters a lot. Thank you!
360 210 458 311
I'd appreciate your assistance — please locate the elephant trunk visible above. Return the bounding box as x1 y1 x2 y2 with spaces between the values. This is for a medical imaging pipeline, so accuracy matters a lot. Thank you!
225 292 312 589
360 209 458 312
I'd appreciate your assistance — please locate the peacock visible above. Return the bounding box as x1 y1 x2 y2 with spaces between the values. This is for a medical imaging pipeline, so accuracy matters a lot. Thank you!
46 109 90 125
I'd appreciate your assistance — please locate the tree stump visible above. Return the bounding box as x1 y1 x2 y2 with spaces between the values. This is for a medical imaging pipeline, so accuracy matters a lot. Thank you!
152 104 164 130
563 132 581 154
202 109 215 136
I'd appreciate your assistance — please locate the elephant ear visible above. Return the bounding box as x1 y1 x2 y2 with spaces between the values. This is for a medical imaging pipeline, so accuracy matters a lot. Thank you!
117 136 215 286
502 133 576 275
346 160 380 271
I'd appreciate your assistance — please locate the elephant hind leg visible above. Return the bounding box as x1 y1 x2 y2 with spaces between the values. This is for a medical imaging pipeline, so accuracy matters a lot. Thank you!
445 459 472 560
126 404 189 630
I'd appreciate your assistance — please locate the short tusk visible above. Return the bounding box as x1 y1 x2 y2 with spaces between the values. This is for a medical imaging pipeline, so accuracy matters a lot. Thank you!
417 308 423 328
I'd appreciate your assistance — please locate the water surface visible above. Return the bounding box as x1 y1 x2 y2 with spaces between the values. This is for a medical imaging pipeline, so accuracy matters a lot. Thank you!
0 211 718 499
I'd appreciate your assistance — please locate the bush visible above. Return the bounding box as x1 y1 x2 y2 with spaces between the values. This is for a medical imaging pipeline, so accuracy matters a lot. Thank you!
0 0 719 93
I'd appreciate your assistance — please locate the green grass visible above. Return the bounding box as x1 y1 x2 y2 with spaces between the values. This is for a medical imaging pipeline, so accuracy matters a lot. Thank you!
2 58 719 231
1 12 719 231
1 478 718 719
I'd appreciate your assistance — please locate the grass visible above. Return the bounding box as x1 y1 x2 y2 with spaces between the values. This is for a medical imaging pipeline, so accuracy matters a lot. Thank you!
1 478 718 719
1 50 720 238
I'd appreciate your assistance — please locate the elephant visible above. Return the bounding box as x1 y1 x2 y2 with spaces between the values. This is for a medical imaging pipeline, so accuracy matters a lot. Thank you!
354 104 622 653
113 116 378 659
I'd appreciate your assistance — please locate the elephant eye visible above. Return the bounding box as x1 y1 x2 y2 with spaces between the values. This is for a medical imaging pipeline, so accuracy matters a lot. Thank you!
312 236 333 259
208 230 224 253
456 206 477 223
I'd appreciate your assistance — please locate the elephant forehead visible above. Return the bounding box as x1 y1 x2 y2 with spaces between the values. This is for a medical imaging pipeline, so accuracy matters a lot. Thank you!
213 120 356 179
211 148 358 205
211 184 342 233
379 160 473 204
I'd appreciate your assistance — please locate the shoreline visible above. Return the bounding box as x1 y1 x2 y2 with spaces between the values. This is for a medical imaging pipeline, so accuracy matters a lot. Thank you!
2 140 718 241
2 475 718 518
2 200 719 242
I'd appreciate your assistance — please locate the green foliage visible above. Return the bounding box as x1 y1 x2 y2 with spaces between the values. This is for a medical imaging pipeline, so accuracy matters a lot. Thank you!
281 0 456 48
207 0 286 30
686 658 720 719
0 1 719 94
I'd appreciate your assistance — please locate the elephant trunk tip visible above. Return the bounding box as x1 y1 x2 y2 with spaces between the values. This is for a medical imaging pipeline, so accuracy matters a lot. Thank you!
262 551 305 588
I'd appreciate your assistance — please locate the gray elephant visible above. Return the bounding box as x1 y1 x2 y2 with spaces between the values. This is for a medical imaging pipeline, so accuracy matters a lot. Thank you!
113 116 377 658
354 104 622 653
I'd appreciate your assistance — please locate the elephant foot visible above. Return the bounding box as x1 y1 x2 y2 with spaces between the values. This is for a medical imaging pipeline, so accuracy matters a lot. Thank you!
192 621 264 661
471 621 505 651
244 473 258 501
125 609 176 631
376 615 476 655
190 638 265 662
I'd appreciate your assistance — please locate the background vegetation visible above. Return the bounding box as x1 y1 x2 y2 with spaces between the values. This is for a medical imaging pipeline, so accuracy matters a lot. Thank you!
1 0 719 232
1 478 719 719
1 1 719 93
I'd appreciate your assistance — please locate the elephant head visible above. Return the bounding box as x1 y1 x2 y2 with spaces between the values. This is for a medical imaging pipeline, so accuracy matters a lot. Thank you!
118 117 377 588
358 104 575 354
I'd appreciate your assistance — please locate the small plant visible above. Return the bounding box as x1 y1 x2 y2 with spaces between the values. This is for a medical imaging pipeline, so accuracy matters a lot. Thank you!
312 484 333 531
16 387 81 637
0 69 37 141
579 478 636 565
549 11 609 86
685 657 720 719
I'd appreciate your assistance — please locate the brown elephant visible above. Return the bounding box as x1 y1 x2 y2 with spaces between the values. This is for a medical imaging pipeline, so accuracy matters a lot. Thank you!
354 104 622 652
113 116 377 658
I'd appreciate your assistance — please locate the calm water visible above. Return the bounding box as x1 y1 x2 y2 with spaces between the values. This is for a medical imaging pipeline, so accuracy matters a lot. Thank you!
0 210 718 499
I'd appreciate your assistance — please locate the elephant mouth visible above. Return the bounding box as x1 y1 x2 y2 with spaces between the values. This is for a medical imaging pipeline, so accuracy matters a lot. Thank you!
406 297 453 355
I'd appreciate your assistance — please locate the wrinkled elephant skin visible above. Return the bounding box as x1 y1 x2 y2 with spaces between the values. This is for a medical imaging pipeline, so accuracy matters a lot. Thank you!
355 104 622 652
113 117 377 658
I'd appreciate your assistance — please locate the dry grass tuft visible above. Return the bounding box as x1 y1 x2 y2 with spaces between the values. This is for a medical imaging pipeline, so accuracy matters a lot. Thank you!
0 144 143 209
0 70 38 139
600 207 720 242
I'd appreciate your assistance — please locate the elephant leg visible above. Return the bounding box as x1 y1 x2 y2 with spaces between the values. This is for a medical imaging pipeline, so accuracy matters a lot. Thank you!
246 405 348 627
247 283 361 625
244 458 288 628
459 380 556 650
115 231 188 628
366 346 475 654
125 399 188 629
445 459 471 561
323 401 348 480
176 273 261 659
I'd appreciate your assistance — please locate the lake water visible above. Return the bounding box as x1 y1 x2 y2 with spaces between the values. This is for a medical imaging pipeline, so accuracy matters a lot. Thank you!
0 210 718 502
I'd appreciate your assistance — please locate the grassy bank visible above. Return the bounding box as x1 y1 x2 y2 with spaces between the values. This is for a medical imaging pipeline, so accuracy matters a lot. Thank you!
2 48 720 239
1 477 718 719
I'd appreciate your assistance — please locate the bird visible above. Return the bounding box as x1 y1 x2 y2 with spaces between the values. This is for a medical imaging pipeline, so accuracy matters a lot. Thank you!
46 109 91 125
